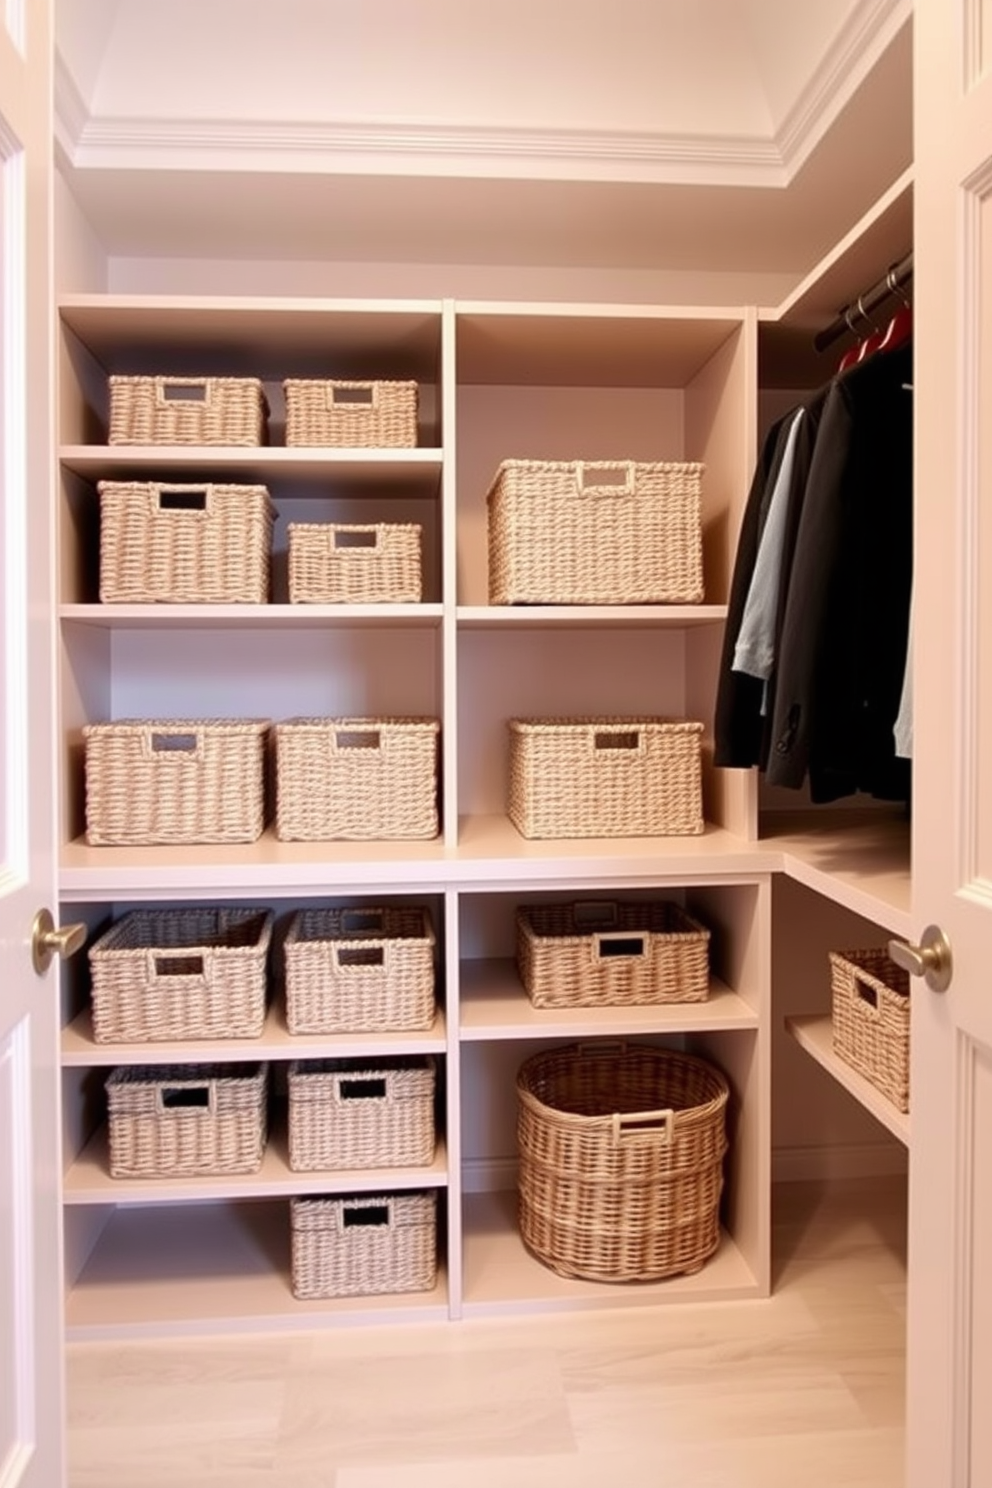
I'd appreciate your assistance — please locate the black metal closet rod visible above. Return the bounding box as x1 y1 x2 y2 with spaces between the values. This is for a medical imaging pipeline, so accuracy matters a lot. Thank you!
813 249 914 353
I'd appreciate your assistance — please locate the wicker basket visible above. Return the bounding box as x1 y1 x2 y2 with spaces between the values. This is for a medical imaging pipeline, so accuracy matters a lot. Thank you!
517 1042 729 1282
288 1056 436 1172
84 718 269 846
98 482 274 604
508 717 704 839
288 523 422 604
291 1190 437 1299
516 901 710 1009
88 908 273 1044
108 375 268 446
284 906 435 1034
106 1062 268 1177
283 379 418 448
487 459 704 605
275 717 439 841
830 949 911 1112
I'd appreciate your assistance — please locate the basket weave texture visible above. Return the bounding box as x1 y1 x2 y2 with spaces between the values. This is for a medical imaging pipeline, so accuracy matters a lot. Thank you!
108 375 268 446
517 1042 729 1282
508 717 704 839
516 901 710 1008
89 907 273 1044
106 1062 268 1177
275 717 439 841
98 481 274 604
284 906 435 1035
487 459 704 605
283 379 418 448
288 1056 436 1172
830 949 910 1112
291 1191 437 1299
288 522 422 604
84 718 269 846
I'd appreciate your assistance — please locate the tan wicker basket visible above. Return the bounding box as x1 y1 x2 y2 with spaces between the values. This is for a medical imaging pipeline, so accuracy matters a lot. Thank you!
508 717 704 839
487 459 704 605
284 906 436 1034
517 1042 729 1282
283 379 418 448
830 949 911 1112
108 375 268 446
89 907 273 1044
98 481 274 604
288 523 422 604
84 718 269 846
275 717 439 841
106 1062 268 1177
288 1056 436 1172
291 1190 437 1299
516 901 710 1009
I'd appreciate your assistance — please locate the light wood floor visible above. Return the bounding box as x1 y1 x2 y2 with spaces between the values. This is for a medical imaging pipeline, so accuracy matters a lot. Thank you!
65 1175 907 1488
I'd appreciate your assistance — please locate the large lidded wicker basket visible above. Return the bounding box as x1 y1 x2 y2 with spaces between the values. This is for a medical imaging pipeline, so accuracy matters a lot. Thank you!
98 481 275 604
284 906 436 1035
829 948 911 1112
283 379 418 448
291 1190 437 1300
108 375 268 446
287 1056 436 1172
84 718 269 846
517 1042 729 1282
508 717 704 839
516 901 710 1009
105 1062 269 1178
487 459 704 605
288 522 422 604
88 907 274 1044
275 717 439 841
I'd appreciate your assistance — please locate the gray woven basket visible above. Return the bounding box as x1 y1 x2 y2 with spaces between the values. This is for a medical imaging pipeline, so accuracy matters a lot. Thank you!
287 1056 436 1172
283 379 417 448
290 1191 437 1299
106 1062 268 1178
284 906 436 1034
288 522 422 604
830 949 911 1112
108 375 268 446
275 717 439 841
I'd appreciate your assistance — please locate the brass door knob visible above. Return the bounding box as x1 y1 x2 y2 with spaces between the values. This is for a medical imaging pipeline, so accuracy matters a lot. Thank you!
32 908 86 976
888 924 953 993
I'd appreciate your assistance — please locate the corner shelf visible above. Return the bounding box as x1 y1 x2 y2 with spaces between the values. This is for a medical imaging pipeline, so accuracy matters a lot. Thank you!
785 1014 910 1146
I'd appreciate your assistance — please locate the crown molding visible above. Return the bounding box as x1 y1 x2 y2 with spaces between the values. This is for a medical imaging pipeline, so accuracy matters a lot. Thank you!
53 46 89 172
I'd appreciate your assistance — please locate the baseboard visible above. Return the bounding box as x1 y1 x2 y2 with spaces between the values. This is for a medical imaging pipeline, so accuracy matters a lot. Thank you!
772 1140 908 1183
462 1157 517 1194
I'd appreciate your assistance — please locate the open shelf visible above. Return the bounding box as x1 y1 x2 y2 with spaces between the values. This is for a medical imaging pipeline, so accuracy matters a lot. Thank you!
761 810 912 938
460 1189 760 1314
65 1199 449 1340
61 603 444 631
457 604 727 630
786 1014 910 1146
60 445 444 486
62 1003 448 1066
459 958 758 1038
64 1125 450 1205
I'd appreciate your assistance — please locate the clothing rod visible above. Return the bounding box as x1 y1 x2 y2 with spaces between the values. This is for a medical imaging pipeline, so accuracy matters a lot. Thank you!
813 250 914 353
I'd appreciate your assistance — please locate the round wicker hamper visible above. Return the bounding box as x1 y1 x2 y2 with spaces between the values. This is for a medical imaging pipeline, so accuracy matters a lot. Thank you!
516 1042 729 1283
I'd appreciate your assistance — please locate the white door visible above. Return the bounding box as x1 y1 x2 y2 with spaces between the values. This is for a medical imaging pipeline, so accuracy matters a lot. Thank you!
907 3 992 1486
0 2 64 1487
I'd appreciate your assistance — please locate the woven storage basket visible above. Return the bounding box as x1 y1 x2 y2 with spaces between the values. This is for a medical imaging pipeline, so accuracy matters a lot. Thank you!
283 379 418 448
98 481 274 604
284 906 435 1034
291 1190 437 1299
830 949 911 1112
108 375 268 446
487 459 704 605
288 522 422 604
288 1056 436 1172
275 717 439 841
508 717 704 839
516 901 710 1009
517 1042 729 1282
88 908 273 1044
105 1062 268 1178
84 718 269 846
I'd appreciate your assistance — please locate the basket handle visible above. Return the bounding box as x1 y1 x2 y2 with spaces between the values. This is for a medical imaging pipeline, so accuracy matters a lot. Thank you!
575 461 636 497
150 952 206 982
593 729 642 754
335 1075 388 1103
332 527 379 552
612 1108 674 1144
146 728 203 761
325 383 378 411
332 943 389 976
593 932 649 964
154 485 211 515
334 729 382 751
156 376 212 407
157 1082 214 1114
854 975 881 1017
339 1200 392 1232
